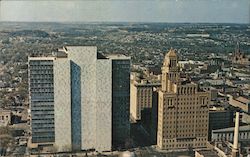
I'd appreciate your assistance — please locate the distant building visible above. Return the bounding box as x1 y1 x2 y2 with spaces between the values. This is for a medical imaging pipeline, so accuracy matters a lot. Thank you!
208 57 225 67
187 34 210 38
212 125 250 142
209 112 249 157
228 96 250 114
28 57 55 146
130 72 160 144
212 85 242 97
29 46 131 152
0 109 12 126
140 87 159 144
231 44 250 66
130 78 160 121
242 112 250 124
157 48 210 150
195 149 220 157
209 106 234 141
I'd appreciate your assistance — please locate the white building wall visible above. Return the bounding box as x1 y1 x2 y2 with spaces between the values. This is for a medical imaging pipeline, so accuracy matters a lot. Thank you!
67 47 97 150
130 83 138 120
96 60 112 151
66 46 112 151
54 58 72 151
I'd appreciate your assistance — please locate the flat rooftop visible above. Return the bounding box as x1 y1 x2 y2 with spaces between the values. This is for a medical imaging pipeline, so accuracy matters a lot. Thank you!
235 96 250 104
196 150 220 157
28 46 131 61
134 82 161 87
28 57 55 61
107 54 131 60
64 46 97 52
213 125 250 133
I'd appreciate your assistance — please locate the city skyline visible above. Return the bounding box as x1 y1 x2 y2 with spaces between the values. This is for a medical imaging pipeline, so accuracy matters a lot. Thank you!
0 0 249 23
0 19 249 156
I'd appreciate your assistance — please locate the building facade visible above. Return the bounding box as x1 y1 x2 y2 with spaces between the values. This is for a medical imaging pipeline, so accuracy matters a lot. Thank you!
231 45 250 66
130 79 160 121
208 106 234 140
54 48 131 151
157 49 210 150
28 46 131 152
140 87 159 144
54 46 112 152
109 55 131 149
228 96 250 114
130 73 160 144
28 57 55 145
212 125 250 143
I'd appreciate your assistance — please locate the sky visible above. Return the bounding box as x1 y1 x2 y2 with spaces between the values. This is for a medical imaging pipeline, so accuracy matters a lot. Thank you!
0 0 249 23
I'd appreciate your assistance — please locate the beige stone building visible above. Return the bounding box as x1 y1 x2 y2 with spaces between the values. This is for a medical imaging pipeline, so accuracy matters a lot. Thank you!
157 48 210 150
231 47 250 66
228 95 250 113
130 76 160 121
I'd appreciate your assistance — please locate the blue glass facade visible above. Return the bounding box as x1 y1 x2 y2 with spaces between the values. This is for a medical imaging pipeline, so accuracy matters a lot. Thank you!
70 61 82 150
111 59 131 148
29 59 55 143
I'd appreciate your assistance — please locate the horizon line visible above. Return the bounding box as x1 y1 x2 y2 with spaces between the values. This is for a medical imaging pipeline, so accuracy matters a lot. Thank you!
0 21 249 25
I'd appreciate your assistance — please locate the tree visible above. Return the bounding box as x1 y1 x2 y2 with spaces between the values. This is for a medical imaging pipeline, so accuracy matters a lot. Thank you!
0 126 14 150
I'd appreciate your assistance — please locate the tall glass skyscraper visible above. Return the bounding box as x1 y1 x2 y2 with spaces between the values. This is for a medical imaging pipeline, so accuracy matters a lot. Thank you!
108 55 131 149
29 46 131 152
28 57 55 145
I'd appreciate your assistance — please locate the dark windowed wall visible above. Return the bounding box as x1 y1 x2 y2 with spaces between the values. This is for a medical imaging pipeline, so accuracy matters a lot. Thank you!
208 110 234 140
29 60 55 143
111 59 130 149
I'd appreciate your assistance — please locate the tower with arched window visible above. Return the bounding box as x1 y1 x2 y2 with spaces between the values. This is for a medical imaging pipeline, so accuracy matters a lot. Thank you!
157 48 210 150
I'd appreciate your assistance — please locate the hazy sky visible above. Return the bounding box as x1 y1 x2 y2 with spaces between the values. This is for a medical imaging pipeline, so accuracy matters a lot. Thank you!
0 0 249 23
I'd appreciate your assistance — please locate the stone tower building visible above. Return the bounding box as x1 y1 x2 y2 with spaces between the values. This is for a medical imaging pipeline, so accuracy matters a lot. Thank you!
157 48 210 150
